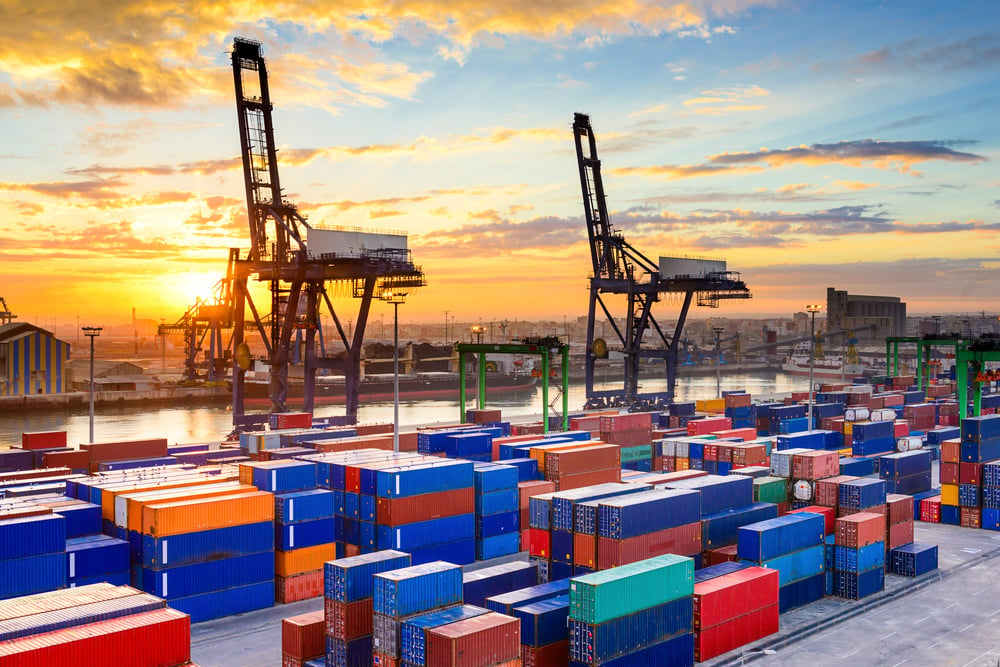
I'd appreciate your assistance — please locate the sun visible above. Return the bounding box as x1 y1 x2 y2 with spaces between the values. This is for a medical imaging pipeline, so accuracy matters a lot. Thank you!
167 270 225 310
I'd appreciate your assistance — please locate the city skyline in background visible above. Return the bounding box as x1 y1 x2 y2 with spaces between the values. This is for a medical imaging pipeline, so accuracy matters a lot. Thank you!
1 1 997 327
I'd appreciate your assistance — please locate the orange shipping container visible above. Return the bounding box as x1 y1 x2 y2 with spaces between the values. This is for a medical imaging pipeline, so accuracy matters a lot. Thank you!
100 472 240 521
276 543 337 578
141 491 273 537
120 482 255 533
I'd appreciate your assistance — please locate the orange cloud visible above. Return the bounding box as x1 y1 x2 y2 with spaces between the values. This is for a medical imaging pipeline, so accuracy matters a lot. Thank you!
682 84 768 115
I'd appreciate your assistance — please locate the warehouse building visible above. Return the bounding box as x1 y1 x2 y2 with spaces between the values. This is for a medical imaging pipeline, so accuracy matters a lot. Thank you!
0 323 71 396
826 287 906 339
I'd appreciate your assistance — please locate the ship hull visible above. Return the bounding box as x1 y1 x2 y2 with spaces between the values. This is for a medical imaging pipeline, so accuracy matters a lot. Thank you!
242 374 537 405
781 362 868 380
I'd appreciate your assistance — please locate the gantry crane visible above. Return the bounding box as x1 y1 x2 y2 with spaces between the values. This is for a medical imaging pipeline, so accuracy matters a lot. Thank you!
230 38 424 429
157 249 239 382
573 113 751 409
0 297 14 325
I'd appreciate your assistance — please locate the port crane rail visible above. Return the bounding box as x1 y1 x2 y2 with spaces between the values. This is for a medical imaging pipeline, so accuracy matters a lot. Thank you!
230 39 424 429
573 113 751 409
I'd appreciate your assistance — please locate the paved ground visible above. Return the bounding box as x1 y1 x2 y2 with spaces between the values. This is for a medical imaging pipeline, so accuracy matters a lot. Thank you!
191 511 999 667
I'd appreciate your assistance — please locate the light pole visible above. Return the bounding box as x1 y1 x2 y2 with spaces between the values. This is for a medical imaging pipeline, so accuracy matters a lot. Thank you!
806 304 822 428
713 327 724 398
444 310 450 342
82 326 102 443
382 292 407 452
472 324 485 344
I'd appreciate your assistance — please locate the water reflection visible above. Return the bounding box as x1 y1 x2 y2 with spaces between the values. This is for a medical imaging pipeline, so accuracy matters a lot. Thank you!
0 372 804 448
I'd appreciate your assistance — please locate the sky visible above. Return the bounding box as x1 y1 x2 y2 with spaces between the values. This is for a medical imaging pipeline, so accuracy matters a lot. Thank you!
0 0 998 331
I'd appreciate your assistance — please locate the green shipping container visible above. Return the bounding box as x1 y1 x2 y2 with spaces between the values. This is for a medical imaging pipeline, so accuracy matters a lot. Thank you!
620 445 653 463
753 476 789 504
568 553 694 624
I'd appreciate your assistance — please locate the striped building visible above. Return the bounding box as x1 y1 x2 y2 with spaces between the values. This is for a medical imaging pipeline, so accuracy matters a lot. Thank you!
0 323 71 396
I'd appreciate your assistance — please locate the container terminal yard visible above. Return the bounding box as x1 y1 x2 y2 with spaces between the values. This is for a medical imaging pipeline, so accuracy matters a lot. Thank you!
3 39 1000 667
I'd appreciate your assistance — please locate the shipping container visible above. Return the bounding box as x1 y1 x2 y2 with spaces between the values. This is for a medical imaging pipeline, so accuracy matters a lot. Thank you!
0 591 165 642
282 610 325 662
276 543 337 578
701 503 779 551
170 579 274 623
598 522 702 566
569 553 693 625
659 475 753 515
374 561 463 618
141 520 274 569
0 514 66 560
694 603 778 662
736 513 825 562
744 544 824 587
462 561 538 607
425 612 520 667
400 605 490 666
568 595 692 665
325 596 374 640
485 579 571 616
515 595 569 647
835 513 885 549
597 489 700 539
890 543 938 577
141 491 273 537
833 542 885 573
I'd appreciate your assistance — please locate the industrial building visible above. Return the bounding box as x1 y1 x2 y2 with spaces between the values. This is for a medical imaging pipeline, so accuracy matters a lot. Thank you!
826 287 906 339
0 322 71 396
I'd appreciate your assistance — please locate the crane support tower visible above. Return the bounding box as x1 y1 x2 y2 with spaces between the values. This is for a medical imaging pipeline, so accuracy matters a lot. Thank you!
230 38 424 429
573 113 751 409
0 297 14 325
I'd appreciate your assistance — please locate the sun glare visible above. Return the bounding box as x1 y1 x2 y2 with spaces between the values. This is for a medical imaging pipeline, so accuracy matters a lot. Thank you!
168 270 223 309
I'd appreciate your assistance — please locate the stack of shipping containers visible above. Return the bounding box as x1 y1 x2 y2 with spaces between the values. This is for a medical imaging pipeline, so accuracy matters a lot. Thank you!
692 565 779 661
833 512 886 599
372 561 464 665
487 579 571 666
324 550 411 667
568 554 695 665
0 513 66 599
737 513 825 612
473 463 521 560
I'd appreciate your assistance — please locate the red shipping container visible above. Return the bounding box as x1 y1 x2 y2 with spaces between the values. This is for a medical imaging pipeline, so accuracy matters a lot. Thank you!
941 439 961 463
725 393 753 408
888 520 914 550
792 451 839 480
694 604 779 662
600 429 651 446
0 506 54 520
787 506 835 535
704 544 739 566
688 417 732 436
703 444 718 462
527 528 551 558
426 612 520 667
553 468 620 491
277 570 324 603
40 449 89 470
599 412 652 433
574 532 596 568
652 456 664 472
711 428 756 442
716 444 734 464
282 610 325 661
468 408 502 424
693 566 779 631
344 543 361 558
731 444 766 467
545 445 620 477
354 423 394 436
569 415 604 432
835 513 885 548
521 639 568 667
892 421 909 439
520 510 530 531
628 470 708 485
377 487 474 526
885 494 914 526
20 431 67 450
0 607 189 666
598 522 702 566
81 438 168 466
939 462 960 485
325 597 374 640
0 467 72 485
815 476 858 508
374 652 400 667
920 496 941 523
960 462 983 486
961 507 982 529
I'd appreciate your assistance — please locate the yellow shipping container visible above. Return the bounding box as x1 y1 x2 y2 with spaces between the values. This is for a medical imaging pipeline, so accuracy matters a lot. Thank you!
120 482 255 534
276 543 337 577
142 490 273 537
843 422 853 435
940 483 959 506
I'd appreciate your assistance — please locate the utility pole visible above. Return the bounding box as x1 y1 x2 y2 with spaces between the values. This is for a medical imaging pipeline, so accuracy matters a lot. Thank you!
83 326 102 443
444 310 450 342
713 327 724 398
807 304 822 428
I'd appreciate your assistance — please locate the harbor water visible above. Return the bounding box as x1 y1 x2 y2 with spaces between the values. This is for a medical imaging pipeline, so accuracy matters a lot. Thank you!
0 371 805 449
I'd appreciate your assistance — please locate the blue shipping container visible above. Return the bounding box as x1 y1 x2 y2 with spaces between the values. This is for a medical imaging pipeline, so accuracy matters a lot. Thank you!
477 510 519 537
568 596 693 665
400 605 489 665
515 594 569 647
375 460 474 499
169 579 273 623
833 542 885 573
66 536 129 580
660 475 753 516
462 561 538 607
778 572 824 613
890 543 938 576
839 479 887 509
475 489 519 516
879 450 931 479
139 550 274 599
486 578 571 615
373 561 463 617
276 517 335 551
476 533 520 561
743 544 824 587
473 464 519 493
0 514 66 560
250 461 318 493
702 502 780 550
324 550 411 602
598 489 701 539
502 458 540 481
377 513 474 551
737 513 825 562
56 503 102 539
834 568 884 599
139 521 274 569
0 552 66 599
569 630 694 667
274 489 334 524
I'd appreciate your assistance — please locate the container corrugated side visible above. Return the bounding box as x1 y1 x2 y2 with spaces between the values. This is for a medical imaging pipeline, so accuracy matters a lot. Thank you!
597 489 700 539
569 553 694 625
281 610 325 661
66 536 128 581
376 514 475 552
276 543 337 578
374 561 463 617
377 488 475 527
742 544 824 587
692 566 778 631
462 561 537 608
513 594 569 648
0 514 66 560
401 604 489 665
736 513 826 562
485 579 571 615
140 520 274 569
0 582 123 622
325 550 412 602
139 550 274 599
568 595 692 664
0 592 166 641
168 579 273 623
0 552 67 599
141 491 274 537
0 607 190 665
425 612 520 667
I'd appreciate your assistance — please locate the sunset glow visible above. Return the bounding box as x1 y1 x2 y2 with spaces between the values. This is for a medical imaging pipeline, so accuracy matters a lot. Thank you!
0 1 997 326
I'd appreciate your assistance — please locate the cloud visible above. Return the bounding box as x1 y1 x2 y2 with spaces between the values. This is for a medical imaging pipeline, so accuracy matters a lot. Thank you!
815 33 1000 77
831 180 878 191
615 138 986 181
682 84 768 115
0 1 773 112
413 213 585 257
629 104 667 118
